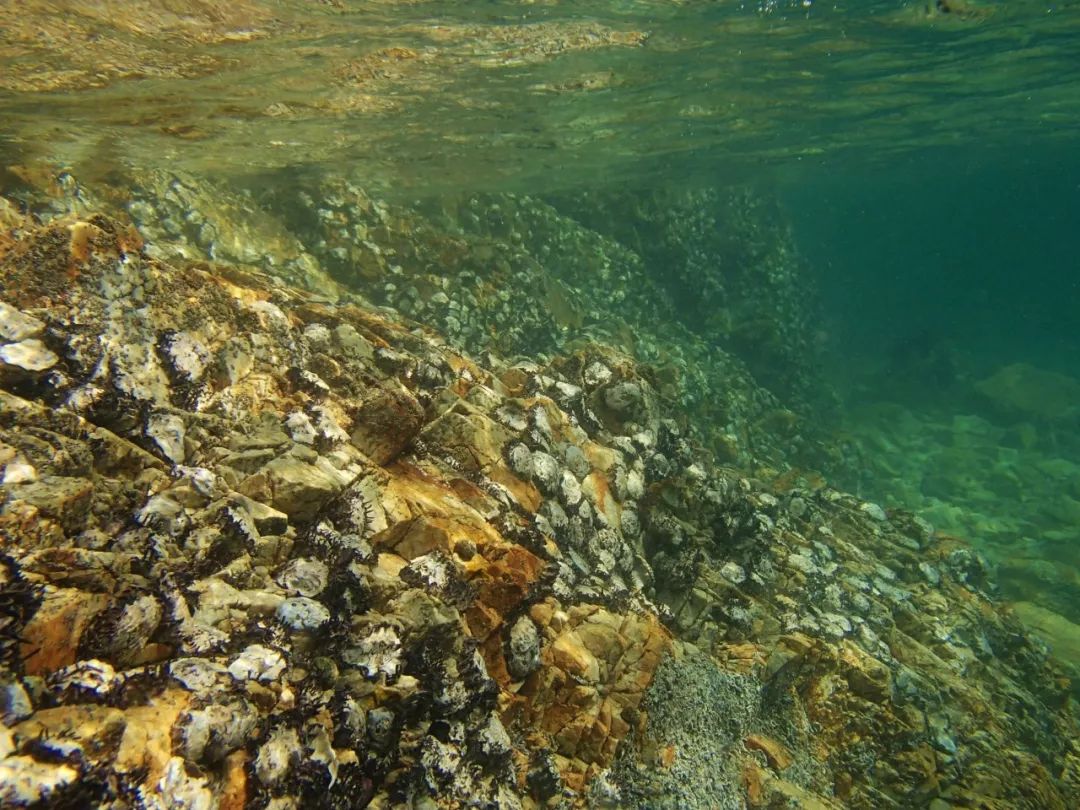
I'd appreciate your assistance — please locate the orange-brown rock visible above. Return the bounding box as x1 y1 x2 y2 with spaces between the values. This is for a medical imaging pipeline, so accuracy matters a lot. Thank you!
520 602 670 772
20 587 109 675
219 749 249 810
744 733 793 772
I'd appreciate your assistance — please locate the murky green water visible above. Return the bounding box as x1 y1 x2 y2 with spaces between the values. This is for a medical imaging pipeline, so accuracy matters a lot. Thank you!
3 1 1079 653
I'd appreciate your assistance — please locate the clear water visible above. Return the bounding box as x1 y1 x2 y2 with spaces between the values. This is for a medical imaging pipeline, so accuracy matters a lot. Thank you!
785 148 1080 643
5 1 1080 194
3 1 1080 653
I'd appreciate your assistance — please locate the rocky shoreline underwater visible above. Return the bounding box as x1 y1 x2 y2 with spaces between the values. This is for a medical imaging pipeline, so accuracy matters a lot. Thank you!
1 174 1078 809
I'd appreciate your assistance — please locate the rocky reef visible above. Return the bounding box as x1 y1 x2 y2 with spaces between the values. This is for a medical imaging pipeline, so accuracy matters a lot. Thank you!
838 363 1080 694
103 171 830 473
1 182 1078 809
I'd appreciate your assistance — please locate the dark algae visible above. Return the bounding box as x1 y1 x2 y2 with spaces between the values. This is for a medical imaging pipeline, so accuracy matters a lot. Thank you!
1 2 1079 808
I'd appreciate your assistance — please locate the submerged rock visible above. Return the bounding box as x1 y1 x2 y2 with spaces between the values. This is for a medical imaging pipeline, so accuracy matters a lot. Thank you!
0 196 1076 810
0 301 45 342
976 362 1080 422
0 338 57 372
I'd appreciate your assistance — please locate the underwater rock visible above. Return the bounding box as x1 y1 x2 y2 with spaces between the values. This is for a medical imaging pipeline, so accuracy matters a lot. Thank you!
0 757 78 806
46 658 119 703
171 658 232 693
349 383 425 465
975 362 1080 422
0 301 45 342
0 682 32 726
284 410 317 445
78 593 163 667
583 360 613 389
558 469 583 508
603 380 645 417
507 441 532 477
0 339 57 373
859 500 888 521
243 456 348 522
0 199 1076 810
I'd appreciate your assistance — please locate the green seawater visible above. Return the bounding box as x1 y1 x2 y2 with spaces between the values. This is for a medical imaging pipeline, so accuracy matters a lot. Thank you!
2 1 1079 660
785 149 1080 657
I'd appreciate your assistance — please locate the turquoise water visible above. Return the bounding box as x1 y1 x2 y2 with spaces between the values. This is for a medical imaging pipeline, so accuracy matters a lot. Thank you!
3 0 1080 657
784 147 1080 381
784 145 1080 641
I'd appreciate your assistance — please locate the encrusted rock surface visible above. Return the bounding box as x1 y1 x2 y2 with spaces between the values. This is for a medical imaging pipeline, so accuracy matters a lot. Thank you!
1 193 1078 809
265 178 828 472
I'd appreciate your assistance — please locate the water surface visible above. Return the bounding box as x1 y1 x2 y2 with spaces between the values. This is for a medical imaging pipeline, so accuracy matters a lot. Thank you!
4 1 1080 195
